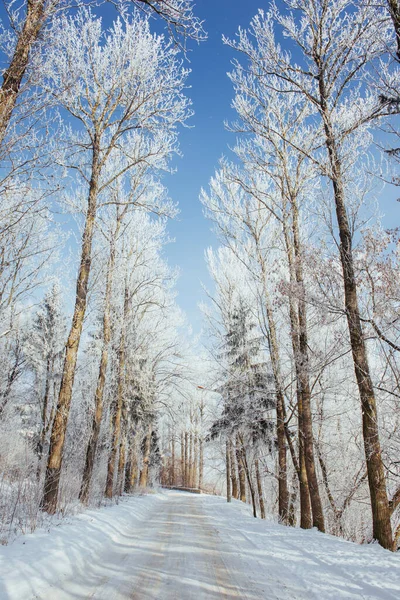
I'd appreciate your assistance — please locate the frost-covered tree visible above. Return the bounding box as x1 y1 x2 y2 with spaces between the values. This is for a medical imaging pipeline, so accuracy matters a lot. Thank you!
223 0 399 550
41 9 191 513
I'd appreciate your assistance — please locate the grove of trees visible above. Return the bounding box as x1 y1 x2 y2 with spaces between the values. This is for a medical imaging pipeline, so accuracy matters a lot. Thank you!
0 0 399 556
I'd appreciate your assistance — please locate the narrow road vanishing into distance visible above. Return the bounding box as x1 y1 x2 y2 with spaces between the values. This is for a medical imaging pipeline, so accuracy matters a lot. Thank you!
2 490 400 599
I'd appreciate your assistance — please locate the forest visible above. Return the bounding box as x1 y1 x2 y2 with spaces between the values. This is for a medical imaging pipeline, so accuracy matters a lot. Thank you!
0 0 400 564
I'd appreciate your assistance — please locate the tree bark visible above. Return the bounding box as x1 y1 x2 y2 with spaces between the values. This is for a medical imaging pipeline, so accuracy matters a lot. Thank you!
226 439 232 502
281 217 313 530
388 0 400 60
255 457 266 519
198 435 204 490
239 438 257 518
171 436 175 486
229 441 239 499
36 355 52 478
256 239 291 525
319 85 393 549
0 0 47 145
139 423 152 488
291 200 325 532
79 230 118 504
42 138 100 514
184 431 188 487
236 435 246 503
105 280 128 499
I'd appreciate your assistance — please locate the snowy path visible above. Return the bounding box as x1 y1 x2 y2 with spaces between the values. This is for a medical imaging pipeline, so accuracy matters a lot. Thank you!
1 490 400 599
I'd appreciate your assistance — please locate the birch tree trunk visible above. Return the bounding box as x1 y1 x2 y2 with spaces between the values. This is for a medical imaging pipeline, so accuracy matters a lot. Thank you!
42 138 100 514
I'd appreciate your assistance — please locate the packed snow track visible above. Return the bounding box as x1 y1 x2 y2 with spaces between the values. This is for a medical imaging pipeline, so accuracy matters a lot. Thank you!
1 490 400 599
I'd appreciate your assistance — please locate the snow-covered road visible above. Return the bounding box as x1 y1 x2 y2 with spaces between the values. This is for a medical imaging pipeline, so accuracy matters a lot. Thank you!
1 490 400 599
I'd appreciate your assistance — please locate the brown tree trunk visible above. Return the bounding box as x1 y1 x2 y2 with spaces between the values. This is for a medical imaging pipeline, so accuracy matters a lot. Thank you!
388 0 400 59
226 440 231 503
236 435 246 503
42 140 100 514
79 232 117 504
189 431 193 487
319 93 393 549
230 442 239 499
193 434 198 489
298 388 312 530
116 407 128 497
139 423 152 488
36 355 52 478
0 0 47 145
239 438 257 518
282 219 313 530
171 436 175 486
198 435 204 490
180 432 185 486
105 281 128 499
184 431 188 487
128 432 140 491
258 265 289 523
291 202 325 532
255 457 266 519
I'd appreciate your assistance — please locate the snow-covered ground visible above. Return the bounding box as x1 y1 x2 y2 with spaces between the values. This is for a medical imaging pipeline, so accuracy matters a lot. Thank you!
0 490 399 599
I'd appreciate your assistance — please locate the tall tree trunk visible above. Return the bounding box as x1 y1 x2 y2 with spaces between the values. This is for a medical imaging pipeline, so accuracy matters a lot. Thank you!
193 434 198 489
255 457 266 519
79 231 117 504
281 219 312 530
319 92 393 549
42 139 100 514
239 438 257 518
226 440 231 502
116 407 128 497
236 434 246 503
128 431 140 491
181 432 185 486
139 423 152 488
171 436 175 486
291 200 324 532
105 280 128 499
388 0 400 59
36 355 52 478
198 435 204 490
184 431 188 487
258 254 289 523
189 431 193 487
0 0 47 145
229 442 239 499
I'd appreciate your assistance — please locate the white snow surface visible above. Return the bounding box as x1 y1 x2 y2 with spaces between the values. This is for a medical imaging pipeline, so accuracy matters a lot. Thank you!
0 489 399 599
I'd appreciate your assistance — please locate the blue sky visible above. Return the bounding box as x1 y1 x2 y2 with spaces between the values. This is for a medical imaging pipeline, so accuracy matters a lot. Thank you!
153 0 269 335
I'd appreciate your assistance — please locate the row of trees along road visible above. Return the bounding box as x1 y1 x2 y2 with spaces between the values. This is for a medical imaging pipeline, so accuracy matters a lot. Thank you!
202 0 400 551
0 0 205 543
